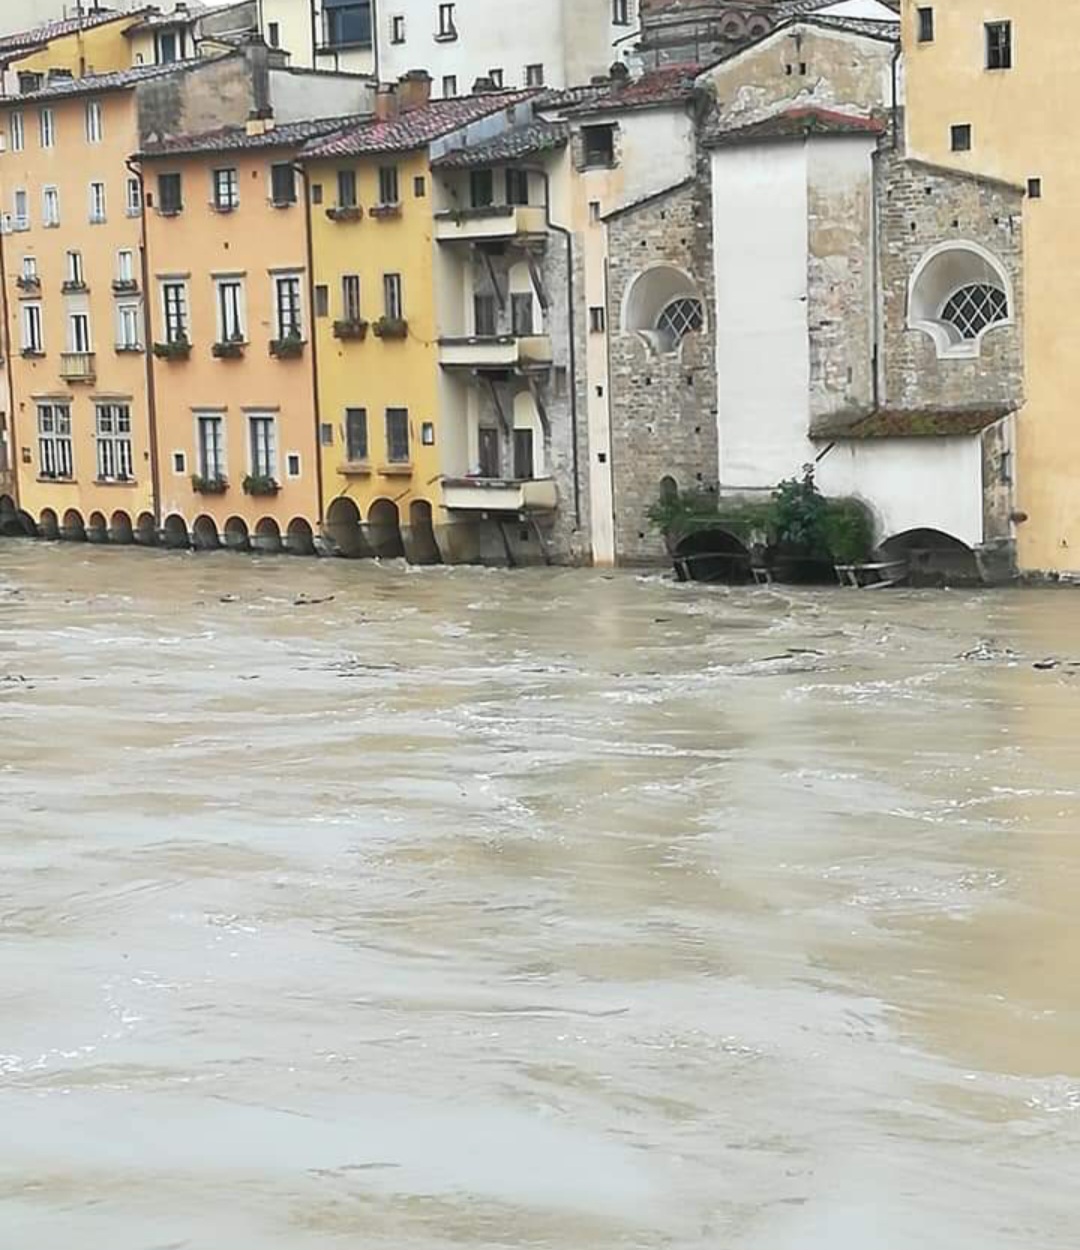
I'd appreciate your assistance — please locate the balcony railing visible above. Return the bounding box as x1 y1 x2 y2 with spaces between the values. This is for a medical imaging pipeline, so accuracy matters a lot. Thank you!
434 204 548 244
438 334 552 370
59 351 96 382
442 477 557 513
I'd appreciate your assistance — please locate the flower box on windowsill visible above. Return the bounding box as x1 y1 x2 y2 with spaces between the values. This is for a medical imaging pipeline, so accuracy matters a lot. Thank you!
212 339 246 359
210 201 238 214
242 474 280 497
96 474 135 486
269 335 305 359
114 343 143 354
61 280 88 294
333 318 369 341
326 205 363 223
16 276 40 292
192 473 228 495
20 347 45 359
153 339 191 360
369 202 402 220
156 206 183 218
112 278 139 294
372 316 408 340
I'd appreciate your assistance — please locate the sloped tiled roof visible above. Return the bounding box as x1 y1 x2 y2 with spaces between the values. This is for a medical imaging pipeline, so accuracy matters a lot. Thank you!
564 64 701 116
0 7 148 53
707 106 884 147
3 57 211 104
433 120 569 169
814 407 1013 439
300 90 536 159
139 113 366 158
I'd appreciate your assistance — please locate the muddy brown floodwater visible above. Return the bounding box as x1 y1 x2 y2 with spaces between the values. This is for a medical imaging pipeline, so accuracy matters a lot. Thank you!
1 543 1079 1249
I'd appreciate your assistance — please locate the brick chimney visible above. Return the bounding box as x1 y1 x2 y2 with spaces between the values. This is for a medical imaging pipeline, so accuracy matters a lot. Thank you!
375 83 399 121
397 69 432 113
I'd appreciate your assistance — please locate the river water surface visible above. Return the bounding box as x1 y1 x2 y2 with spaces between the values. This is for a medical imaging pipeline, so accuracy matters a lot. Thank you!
2 543 1079 1249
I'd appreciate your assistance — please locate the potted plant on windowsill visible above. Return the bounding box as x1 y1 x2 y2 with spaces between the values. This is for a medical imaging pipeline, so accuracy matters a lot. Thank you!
242 473 280 497
326 205 363 223
20 347 45 359
112 278 139 294
191 473 228 494
212 336 246 359
153 335 191 360
269 331 304 359
369 202 402 220
16 275 40 291
333 318 369 341
372 315 408 340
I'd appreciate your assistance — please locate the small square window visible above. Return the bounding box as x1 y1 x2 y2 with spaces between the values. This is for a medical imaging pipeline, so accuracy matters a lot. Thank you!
287 452 301 477
986 20 1012 70
173 451 186 474
917 6 934 42
391 14 406 42
442 74 457 98
525 63 544 87
950 124 972 152
414 175 426 197
1028 177 1042 199
320 422 334 446
421 421 435 446
589 200 601 223
582 124 616 169
589 306 606 333
311 183 324 204
489 68 504 88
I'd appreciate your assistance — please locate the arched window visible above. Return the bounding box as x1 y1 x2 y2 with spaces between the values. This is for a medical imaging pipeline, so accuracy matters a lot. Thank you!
622 264 706 355
908 242 1013 359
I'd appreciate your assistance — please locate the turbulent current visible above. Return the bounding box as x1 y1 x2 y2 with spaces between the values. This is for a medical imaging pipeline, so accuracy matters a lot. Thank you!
1 543 1079 1249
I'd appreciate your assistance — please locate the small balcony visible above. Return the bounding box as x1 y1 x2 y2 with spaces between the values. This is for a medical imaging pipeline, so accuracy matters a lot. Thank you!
59 351 96 382
443 477 557 513
435 204 548 244
439 334 552 371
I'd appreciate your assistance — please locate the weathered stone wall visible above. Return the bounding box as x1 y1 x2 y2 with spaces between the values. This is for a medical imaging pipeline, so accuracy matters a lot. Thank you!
878 148 1025 413
606 175 718 563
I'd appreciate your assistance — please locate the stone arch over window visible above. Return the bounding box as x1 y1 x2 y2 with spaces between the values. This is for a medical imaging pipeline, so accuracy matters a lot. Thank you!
908 241 1013 359
622 263 706 355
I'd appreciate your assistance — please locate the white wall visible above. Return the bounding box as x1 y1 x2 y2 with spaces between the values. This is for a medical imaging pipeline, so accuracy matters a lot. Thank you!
712 141 810 490
816 0 899 20
816 438 985 548
268 67 373 122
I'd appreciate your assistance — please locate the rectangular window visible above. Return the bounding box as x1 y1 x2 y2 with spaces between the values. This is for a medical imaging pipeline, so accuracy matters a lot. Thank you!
325 0 373 47
525 63 545 87
437 3 457 38
414 175 426 197
86 100 103 143
320 422 334 447
117 302 141 349
506 169 529 206
383 272 403 320
268 21 280 47
162 281 189 343
511 293 534 337
474 293 497 337
386 408 409 463
65 250 85 287
986 21 1012 70
345 407 368 461
582 124 616 168
95 403 133 481
42 186 60 227
69 312 92 353
589 200 601 223
513 427 535 480
39 108 55 148
311 183 324 204
216 279 245 342
157 29 180 62
613 0 630 24
13 188 29 230
37 403 72 479
478 426 500 478
442 74 457 98
126 176 143 217
337 168 357 207
213 167 239 210
116 248 135 283
270 162 296 206
197 413 225 480
22 302 43 353
489 68 504 88
249 414 277 479
315 284 329 317
589 305 606 333
917 6 934 42
158 172 183 214
391 14 405 42
470 168 494 208
342 274 361 321
10 111 24 152
287 452 301 477
1028 177 1042 199
274 274 303 339
378 165 399 205
22 256 37 281
173 451 187 474
89 181 107 223
951 123 972 152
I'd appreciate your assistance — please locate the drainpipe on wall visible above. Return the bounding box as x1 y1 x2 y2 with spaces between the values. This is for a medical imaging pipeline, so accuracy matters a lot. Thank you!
295 161 326 538
539 169 582 532
0 200 20 512
126 157 163 530
891 40 902 151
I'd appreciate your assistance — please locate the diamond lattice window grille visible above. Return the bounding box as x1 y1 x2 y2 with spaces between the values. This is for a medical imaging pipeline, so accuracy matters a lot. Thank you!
940 283 1008 340
656 297 704 348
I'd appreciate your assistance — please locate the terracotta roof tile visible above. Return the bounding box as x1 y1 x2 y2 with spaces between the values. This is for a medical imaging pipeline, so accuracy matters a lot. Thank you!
139 113 366 158
814 407 1013 439
563 64 701 116
432 120 569 168
0 7 148 52
706 106 885 147
301 91 537 159
2 57 207 104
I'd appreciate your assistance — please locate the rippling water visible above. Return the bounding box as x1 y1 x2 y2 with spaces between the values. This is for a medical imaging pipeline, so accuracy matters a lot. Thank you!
2 543 1079 1249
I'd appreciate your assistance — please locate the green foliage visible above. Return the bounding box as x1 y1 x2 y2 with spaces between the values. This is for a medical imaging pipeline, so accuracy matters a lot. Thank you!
821 496 875 565
767 465 829 554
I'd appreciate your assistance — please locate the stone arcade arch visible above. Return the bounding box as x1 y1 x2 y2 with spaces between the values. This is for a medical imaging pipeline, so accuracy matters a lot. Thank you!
162 514 189 549
87 511 108 544
325 497 369 558
223 516 250 552
109 511 134 544
285 517 316 556
366 498 405 559
39 509 60 540
881 528 980 586
135 512 157 545
405 500 442 565
192 515 220 551
253 517 282 554
61 509 86 541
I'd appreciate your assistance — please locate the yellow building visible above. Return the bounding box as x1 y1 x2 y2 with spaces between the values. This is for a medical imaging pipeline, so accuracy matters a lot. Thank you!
302 81 536 562
0 9 143 86
903 1 1069 575
137 115 355 554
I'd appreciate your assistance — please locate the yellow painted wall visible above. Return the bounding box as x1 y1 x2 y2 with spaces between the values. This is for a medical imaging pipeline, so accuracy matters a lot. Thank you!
13 15 141 79
1 89 153 534
143 148 322 541
307 149 442 536
904 0 1074 573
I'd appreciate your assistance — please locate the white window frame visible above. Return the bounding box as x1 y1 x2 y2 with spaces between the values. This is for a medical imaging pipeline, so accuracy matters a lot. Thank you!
95 402 133 482
161 279 190 344
212 166 239 211
69 311 93 354
126 176 143 218
21 301 43 353
383 272 403 320
86 99 103 144
248 412 278 480
42 185 60 227
13 187 29 230
215 276 246 343
117 301 142 350
195 410 227 480
39 108 55 149
116 249 135 283
66 249 84 286
37 402 73 479
272 272 304 340
10 111 24 152
89 181 107 224
22 255 37 281
342 273 361 321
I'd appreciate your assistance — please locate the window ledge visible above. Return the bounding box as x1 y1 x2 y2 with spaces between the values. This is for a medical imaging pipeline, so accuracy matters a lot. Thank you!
434 30 458 42
338 461 372 476
210 202 239 214
94 477 138 487
36 475 76 484
379 461 413 476
114 344 144 354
